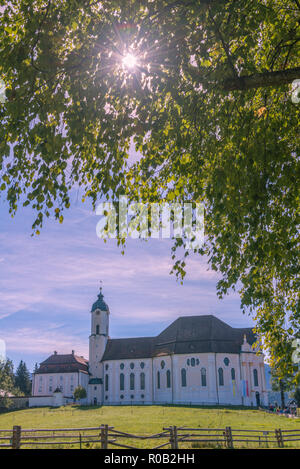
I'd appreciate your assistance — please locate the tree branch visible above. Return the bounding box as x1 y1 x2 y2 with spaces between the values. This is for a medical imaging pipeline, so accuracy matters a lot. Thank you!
222 67 300 91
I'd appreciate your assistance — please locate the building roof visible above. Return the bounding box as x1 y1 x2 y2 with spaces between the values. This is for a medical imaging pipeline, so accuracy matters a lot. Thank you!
88 378 103 385
102 315 256 361
102 337 154 361
91 289 109 312
35 352 89 374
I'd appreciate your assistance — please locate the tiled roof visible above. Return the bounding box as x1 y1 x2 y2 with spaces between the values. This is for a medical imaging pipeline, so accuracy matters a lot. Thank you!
102 315 256 361
35 353 89 374
102 337 154 361
91 290 109 312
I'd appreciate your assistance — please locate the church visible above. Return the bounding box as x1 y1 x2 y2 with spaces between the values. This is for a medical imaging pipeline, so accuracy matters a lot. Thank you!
31 288 268 407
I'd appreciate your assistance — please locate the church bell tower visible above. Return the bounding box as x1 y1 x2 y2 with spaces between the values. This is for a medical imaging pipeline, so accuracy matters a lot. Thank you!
89 287 109 378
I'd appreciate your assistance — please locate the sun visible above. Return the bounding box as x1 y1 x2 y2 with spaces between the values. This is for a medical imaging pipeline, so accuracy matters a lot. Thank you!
122 53 137 69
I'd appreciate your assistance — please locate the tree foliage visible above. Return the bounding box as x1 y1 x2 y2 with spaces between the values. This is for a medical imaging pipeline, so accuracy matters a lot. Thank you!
0 358 19 408
15 360 32 395
73 385 87 401
0 0 299 381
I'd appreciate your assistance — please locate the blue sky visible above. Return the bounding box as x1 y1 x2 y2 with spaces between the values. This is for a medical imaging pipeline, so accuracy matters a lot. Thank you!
0 191 255 373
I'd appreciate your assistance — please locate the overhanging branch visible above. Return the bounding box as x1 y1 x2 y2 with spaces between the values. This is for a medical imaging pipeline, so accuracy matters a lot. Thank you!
222 67 300 91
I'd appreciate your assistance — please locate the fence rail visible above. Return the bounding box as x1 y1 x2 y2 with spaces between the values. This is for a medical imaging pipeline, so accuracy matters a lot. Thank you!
0 424 299 449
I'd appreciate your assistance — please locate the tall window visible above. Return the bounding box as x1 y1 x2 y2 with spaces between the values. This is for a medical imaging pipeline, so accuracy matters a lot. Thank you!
96 325 99 334
201 368 207 386
140 372 145 390
218 368 224 386
130 373 135 390
181 368 187 387
120 373 124 391
105 374 109 391
231 368 235 380
253 369 259 387
157 371 160 389
166 370 171 388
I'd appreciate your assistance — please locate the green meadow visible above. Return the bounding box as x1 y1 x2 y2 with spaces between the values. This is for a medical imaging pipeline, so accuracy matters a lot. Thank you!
0 405 299 449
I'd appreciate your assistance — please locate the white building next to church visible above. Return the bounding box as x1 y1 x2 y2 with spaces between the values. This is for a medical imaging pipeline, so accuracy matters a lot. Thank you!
31 288 268 407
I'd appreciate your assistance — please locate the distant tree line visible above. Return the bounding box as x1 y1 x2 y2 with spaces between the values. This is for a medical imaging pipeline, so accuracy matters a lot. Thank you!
0 358 32 409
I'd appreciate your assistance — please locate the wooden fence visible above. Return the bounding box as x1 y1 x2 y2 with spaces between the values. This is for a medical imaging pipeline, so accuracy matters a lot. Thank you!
0 425 299 449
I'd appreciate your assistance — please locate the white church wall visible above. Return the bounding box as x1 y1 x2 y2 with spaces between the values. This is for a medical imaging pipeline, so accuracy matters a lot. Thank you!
99 352 267 406
215 353 243 405
240 351 267 407
29 396 54 407
79 371 89 391
32 372 82 397
102 358 153 405
32 372 89 397
171 354 216 405
153 356 173 404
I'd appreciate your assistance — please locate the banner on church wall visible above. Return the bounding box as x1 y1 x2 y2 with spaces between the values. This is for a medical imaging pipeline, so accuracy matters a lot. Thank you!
242 380 249 397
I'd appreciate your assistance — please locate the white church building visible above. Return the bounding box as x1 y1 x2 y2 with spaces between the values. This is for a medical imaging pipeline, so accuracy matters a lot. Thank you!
31 288 268 407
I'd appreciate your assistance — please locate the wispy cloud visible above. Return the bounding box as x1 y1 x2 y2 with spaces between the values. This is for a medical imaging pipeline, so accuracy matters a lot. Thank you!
3 327 88 357
0 199 251 370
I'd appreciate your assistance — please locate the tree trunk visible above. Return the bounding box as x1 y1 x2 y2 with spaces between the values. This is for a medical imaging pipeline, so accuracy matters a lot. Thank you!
280 380 285 409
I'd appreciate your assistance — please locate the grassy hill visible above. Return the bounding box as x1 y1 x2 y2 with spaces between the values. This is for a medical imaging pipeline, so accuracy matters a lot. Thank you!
0 405 299 449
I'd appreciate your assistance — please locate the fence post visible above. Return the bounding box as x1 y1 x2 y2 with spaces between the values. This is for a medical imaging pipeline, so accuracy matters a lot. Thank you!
225 427 234 449
275 428 284 448
169 426 178 449
100 425 108 449
173 426 178 449
12 425 21 450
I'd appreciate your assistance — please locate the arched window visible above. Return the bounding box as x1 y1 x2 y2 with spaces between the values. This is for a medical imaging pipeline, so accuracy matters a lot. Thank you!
120 373 124 391
191 358 195 367
218 368 224 386
96 325 99 335
157 371 160 389
231 368 235 380
161 360 165 369
253 369 259 387
140 372 145 390
181 368 187 387
166 370 171 388
201 368 207 386
105 374 109 391
130 373 135 390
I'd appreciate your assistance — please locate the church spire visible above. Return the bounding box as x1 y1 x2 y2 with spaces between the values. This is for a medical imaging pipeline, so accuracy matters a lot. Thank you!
91 284 109 312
